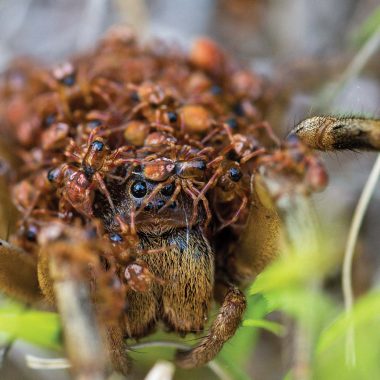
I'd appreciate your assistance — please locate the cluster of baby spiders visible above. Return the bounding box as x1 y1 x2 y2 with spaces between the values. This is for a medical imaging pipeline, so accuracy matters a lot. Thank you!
4 30 273 237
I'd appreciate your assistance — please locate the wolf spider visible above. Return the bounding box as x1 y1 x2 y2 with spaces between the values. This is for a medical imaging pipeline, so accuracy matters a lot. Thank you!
0 32 379 380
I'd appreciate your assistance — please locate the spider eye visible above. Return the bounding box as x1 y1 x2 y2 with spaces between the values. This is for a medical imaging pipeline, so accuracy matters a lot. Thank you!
25 226 38 242
91 140 104 151
144 202 153 211
88 119 102 129
133 164 142 173
228 167 242 182
156 200 165 209
61 74 76 87
131 91 140 102
44 114 56 126
196 160 206 171
47 168 60 182
226 118 238 130
110 233 123 243
167 111 178 123
131 181 147 198
210 85 222 95
161 182 175 196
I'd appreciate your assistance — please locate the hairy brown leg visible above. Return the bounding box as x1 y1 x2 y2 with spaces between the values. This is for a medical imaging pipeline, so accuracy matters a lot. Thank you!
123 290 158 338
135 227 214 337
0 240 42 303
105 322 130 375
291 116 380 151
175 287 246 369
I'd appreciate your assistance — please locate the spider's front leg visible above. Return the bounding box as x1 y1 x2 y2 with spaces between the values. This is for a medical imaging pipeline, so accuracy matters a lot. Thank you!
291 116 380 151
0 141 42 303
0 240 42 303
175 286 246 369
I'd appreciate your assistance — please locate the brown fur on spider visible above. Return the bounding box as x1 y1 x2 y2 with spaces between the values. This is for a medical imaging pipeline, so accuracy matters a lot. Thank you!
0 26 379 378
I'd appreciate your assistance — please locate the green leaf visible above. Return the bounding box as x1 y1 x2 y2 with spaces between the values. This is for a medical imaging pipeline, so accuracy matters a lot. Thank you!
317 291 380 354
314 292 380 380
250 249 337 296
352 6 380 47
0 310 62 350
243 318 285 336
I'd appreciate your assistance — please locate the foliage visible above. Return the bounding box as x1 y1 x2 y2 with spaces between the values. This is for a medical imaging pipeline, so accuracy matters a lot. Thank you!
0 298 62 351
352 5 380 47
216 223 380 380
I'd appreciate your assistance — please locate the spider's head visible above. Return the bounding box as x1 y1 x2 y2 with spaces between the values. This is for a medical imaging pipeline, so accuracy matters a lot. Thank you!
95 172 202 236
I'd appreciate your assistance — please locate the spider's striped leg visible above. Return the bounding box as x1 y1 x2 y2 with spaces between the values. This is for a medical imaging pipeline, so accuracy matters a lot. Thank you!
291 116 380 151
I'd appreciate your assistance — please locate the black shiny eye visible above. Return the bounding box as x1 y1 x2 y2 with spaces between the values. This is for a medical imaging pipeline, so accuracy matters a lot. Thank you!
131 181 147 198
229 167 242 182
167 111 178 123
226 118 238 130
211 85 222 95
156 200 165 209
144 202 153 211
25 226 38 242
131 92 140 102
47 168 60 182
61 74 76 87
88 119 102 129
45 114 56 126
161 183 175 196
196 160 206 171
84 166 95 179
91 141 104 151
110 233 123 243
233 102 244 116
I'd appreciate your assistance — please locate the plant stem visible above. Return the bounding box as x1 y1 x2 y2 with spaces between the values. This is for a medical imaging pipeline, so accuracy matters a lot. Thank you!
342 153 380 365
